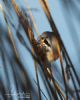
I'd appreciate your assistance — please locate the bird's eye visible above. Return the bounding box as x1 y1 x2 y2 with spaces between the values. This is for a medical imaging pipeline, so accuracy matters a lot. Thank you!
44 39 51 47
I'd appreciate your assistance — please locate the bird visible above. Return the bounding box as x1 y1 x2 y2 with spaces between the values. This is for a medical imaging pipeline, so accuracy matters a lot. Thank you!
37 31 61 79
37 31 61 63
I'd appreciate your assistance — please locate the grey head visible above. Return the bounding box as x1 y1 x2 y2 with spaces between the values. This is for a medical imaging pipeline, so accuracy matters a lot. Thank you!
37 31 55 47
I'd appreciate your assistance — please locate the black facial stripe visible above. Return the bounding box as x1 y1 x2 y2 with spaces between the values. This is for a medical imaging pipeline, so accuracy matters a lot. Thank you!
44 39 51 47
41 37 44 40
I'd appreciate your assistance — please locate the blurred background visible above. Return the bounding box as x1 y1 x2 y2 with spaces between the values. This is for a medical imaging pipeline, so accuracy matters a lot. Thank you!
0 0 80 100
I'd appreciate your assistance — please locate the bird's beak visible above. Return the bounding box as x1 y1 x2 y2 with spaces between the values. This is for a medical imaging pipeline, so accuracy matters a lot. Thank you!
37 37 44 44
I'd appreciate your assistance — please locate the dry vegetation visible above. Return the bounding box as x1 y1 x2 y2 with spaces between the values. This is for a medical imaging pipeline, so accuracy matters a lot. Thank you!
0 0 80 100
